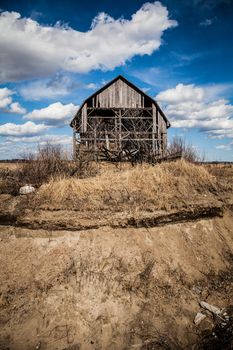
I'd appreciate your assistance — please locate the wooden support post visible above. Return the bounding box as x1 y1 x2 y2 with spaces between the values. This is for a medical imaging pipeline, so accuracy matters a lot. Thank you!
105 130 110 150
94 128 97 154
119 109 122 151
152 105 156 154
72 128 76 160
156 108 160 154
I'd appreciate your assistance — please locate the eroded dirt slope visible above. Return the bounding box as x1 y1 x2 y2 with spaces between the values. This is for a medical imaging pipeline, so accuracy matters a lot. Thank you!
0 210 232 350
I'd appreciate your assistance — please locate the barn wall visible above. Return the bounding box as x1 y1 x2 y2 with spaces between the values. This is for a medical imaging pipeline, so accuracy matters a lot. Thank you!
73 78 169 158
93 79 146 108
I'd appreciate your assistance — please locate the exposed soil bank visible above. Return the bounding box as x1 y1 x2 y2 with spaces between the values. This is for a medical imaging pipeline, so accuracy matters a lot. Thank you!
0 210 232 350
0 192 226 231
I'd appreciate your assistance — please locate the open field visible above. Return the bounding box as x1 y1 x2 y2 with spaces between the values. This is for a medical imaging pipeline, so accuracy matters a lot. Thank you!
0 160 232 349
0 162 23 170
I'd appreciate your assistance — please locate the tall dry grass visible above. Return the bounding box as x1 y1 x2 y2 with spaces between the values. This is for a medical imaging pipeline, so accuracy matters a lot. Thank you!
0 144 98 195
168 136 202 162
34 160 218 212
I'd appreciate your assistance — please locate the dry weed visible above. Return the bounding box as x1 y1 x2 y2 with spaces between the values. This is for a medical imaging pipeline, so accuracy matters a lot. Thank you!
34 160 217 211
0 144 98 194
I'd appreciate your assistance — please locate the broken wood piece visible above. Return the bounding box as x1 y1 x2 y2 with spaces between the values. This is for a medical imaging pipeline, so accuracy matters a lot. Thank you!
200 301 221 315
194 312 207 325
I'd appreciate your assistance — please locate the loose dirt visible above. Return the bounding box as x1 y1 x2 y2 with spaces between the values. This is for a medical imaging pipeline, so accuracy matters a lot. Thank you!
0 162 232 349
0 210 232 350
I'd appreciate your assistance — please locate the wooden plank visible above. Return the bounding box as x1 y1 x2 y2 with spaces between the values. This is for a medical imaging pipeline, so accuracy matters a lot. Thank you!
152 104 157 153
94 78 145 109
83 103 87 132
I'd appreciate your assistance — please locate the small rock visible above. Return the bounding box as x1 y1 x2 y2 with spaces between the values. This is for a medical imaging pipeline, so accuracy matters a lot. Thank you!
19 185 35 195
35 341 41 349
200 301 221 315
194 312 207 325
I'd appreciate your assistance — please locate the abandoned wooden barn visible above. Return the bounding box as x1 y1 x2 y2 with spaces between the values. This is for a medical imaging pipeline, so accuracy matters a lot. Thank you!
70 75 170 161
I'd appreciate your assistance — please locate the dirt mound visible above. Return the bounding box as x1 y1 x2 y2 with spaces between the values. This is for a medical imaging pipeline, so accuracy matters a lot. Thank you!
0 210 233 349
0 161 232 349
0 160 227 232
33 160 218 212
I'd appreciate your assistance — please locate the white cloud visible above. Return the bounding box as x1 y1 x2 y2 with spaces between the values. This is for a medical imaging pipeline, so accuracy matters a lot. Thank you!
0 87 26 113
216 143 232 151
85 83 98 90
6 134 72 145
0 121 49 136
0 3 177 82
23 102 78 125
0 145 9 154
156 83 204 104
0 87 13 108
20 75 100 101
9 102 26 114
202 83 233 101
206 129 233 139
0 133 72 159
156 84 233 139
19 74 76 100
142 87 151 93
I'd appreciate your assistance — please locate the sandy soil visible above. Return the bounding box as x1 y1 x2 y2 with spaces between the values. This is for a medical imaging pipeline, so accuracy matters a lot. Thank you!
0 210 232 350
0 162 232 349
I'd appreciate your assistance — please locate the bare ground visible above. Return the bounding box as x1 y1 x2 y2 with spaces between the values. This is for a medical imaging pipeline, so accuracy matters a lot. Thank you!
0 210 232 350
0 162 232 350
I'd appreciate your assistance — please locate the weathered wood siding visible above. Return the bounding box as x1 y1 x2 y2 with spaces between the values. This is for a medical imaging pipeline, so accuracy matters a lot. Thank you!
81 103 87 132
158 110 167 152
91 79 146 108
73 77 169 159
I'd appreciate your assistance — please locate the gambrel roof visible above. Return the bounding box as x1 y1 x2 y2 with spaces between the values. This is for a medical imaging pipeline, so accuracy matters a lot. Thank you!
70 75 170 128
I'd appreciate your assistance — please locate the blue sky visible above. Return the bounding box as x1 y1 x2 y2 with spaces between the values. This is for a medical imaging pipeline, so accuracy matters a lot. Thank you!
0 0 232 160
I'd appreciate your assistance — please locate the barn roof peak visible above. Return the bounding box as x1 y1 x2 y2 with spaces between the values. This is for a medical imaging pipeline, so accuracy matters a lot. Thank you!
70 74 170 127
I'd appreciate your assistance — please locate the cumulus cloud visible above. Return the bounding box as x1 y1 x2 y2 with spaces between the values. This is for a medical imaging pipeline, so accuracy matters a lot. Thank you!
0 3 177 82
23 102 78 125
0 87 13 108
9 102 26 114
0 87 26 113
0 121 49 136
156 83 204 104
156 84 233 138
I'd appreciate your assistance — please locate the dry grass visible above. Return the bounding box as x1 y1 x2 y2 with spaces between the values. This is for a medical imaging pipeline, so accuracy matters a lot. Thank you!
0 145 98 195
34 160 218 212
0 162 22 170
205 163 233 192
